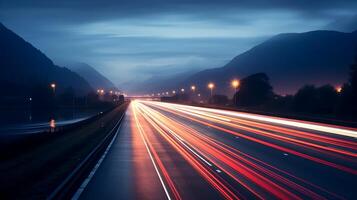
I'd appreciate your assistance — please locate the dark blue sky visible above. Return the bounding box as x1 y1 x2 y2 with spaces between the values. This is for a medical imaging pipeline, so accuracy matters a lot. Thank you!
1 0 356 86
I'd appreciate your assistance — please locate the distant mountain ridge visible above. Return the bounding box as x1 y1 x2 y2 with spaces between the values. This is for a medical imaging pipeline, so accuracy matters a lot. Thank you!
0 22 92 96
125 70 199 94
182 30 357 95
67 63 118 91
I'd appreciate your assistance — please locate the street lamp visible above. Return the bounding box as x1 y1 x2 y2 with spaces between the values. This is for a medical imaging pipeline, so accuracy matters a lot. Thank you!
172 90 176 94
231 79 240 90
50 83 56 96
208 83 214 97
181 88 185 93
191 85 196 92
231 79 240 105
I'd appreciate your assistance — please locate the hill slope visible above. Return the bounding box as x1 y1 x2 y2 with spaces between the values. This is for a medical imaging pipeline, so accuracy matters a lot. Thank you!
184 30 357 95
67 63 118 91
0 23 92 96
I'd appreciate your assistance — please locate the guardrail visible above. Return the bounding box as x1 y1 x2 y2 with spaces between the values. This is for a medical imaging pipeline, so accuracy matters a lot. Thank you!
47 109 126 200
0 105 119 160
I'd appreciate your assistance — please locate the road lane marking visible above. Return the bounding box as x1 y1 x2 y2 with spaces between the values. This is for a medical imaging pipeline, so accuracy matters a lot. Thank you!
133 105 172 200
72 120 122 200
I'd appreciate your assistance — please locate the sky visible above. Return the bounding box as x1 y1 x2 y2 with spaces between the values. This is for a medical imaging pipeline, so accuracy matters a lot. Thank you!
0 0 357 89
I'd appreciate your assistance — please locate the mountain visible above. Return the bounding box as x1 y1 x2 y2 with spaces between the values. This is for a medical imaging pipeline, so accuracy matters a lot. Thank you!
183 30 357 95
67 62 118 91
124 70 199 95
0 23 92 96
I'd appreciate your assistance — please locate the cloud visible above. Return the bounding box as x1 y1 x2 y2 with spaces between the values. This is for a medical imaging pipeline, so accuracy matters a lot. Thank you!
1 0 356 90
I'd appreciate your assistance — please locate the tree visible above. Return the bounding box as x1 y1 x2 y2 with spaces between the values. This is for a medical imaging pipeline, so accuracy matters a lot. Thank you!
338 52 357 116
293 84 338 114
315 85 338 114
350 52 357 95
233 73 274 107
293 85 317 113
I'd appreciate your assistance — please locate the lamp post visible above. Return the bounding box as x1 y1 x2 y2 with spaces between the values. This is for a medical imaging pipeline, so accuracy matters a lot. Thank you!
208 83 214 97
50 83 56 95
231 79 240 105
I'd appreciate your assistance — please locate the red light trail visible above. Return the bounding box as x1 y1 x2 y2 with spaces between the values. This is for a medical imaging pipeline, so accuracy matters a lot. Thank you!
129 100 357 199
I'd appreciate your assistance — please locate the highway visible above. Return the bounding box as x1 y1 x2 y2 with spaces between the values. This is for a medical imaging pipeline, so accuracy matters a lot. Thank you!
77 100 357 200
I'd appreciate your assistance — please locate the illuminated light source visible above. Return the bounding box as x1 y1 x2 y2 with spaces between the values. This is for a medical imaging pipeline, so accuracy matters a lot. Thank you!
50 83 56 95
336 86 342 93
172 90 176 94
208 82 214 96
231 79 240 105
208 83 214 89
181 88 185 92
191 85 196 91
231 79 240 89
166 92 169 95
50 119 56 129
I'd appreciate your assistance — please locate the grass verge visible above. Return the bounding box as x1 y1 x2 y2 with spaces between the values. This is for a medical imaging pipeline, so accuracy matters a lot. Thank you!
0 102 128 199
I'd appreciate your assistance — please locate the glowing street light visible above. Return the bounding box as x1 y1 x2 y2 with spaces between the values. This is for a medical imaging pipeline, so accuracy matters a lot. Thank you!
208 82 214 97
181 88 185 93
50 83 56 95
191 85 196 92
231 79 240 105
336 86 342 93
231 79 240 90
172 90 176 94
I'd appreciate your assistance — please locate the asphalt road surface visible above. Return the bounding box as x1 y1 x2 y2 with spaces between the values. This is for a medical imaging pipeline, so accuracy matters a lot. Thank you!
77 100 357 200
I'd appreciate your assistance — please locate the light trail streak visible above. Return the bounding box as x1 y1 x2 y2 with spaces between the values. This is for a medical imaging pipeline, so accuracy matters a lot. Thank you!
134 102 241 200
167 104 357 151
148 102 357 174
149 101 357 138
174 106 357 158
146 101 357 164
130 100 355 199
132 103 181 200
138 103 327 199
